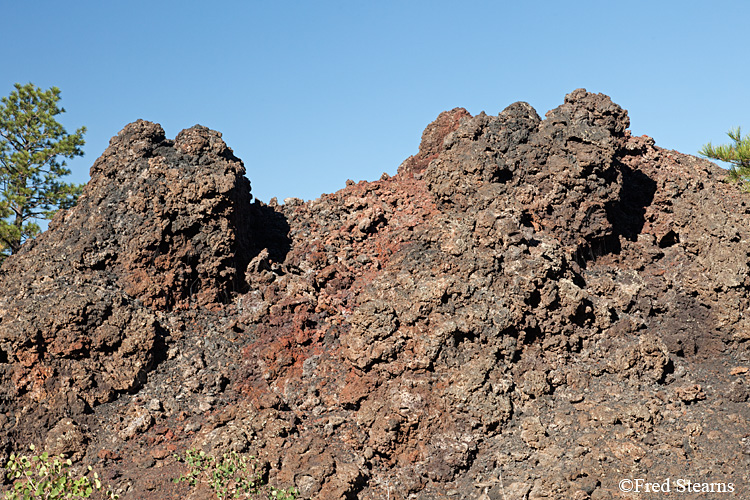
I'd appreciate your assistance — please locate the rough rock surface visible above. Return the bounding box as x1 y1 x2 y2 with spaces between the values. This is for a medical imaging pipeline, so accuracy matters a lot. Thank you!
0 120 254 455
2 90 750 499
398 107 471 175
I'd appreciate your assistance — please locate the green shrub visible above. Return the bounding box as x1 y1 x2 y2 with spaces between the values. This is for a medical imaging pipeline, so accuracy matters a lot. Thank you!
2 444 118 500
173 448 297 500
700 126 750 190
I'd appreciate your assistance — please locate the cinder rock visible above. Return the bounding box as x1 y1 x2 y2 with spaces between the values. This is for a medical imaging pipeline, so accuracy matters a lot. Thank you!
2 90 750 499
45 418 87 461
398 107 471 175
0 119 254 455
120 409 153 440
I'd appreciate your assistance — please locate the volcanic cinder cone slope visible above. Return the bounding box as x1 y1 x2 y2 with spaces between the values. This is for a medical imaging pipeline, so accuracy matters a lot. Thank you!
1 90 749 499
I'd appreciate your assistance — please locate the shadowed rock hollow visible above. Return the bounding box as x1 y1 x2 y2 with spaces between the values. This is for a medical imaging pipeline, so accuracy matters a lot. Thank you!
1 90 750 499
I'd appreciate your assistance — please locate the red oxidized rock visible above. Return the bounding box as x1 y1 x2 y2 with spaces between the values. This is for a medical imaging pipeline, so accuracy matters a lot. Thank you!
398 107 471 175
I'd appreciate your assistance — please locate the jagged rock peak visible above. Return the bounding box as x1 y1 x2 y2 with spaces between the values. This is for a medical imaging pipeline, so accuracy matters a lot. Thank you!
398 107 471 175
90 120 239 178
90 120 167 175
540 88 630 145
0 121 256 448
423 89 628 254
42 120 253 310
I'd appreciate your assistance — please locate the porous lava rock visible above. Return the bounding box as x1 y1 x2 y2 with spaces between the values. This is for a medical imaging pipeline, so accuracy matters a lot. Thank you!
398 107 471 175
0 120 253 453
2 90 750 500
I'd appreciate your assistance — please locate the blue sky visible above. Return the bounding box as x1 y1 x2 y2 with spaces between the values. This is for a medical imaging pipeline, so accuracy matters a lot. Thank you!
3 1 749 205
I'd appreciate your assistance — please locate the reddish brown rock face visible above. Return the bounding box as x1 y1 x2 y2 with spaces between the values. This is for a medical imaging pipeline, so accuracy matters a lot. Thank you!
0 120 253 458
398 107 472 175
82 120 252 310
2 90 750 499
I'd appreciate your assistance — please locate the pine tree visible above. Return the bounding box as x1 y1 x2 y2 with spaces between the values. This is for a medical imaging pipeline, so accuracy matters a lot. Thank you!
700 127 750 191
0 83 85 257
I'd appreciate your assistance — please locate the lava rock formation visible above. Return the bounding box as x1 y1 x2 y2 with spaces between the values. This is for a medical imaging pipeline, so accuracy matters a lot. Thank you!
1 90 749 499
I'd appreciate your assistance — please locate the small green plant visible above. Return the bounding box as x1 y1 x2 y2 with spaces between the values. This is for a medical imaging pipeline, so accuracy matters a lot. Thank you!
2 444 118 500
700 126 750 190
173 448 297 500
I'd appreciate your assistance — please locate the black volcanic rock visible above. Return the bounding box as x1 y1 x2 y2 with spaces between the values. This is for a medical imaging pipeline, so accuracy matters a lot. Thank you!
425 90 627 253
2 91 750 499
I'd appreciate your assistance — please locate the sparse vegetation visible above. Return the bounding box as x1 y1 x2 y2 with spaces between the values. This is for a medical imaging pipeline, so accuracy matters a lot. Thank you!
173 448 298 500
700 126 750 190
2 444 118 500
2 445 298 500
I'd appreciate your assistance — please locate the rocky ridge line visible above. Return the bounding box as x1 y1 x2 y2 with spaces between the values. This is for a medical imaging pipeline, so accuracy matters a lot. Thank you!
0 90 749 499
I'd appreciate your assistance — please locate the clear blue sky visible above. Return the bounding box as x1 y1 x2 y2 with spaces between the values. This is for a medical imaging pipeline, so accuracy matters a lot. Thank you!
3 1 749 204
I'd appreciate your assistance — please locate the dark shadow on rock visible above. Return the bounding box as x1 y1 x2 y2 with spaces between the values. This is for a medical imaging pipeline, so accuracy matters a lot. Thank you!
606 160 657 242
574 159 656 269
232 200 292 293
248 203 292 264
575 234 623 269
